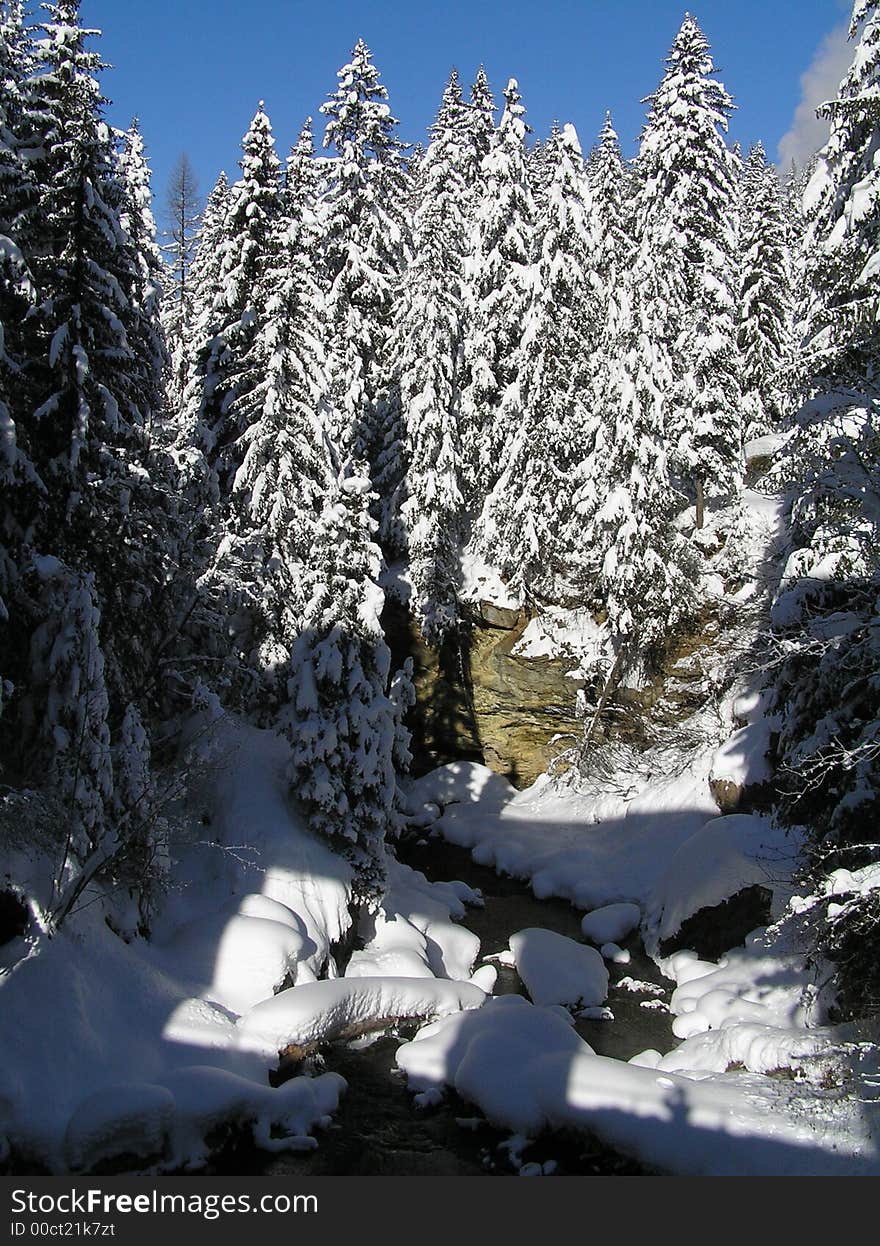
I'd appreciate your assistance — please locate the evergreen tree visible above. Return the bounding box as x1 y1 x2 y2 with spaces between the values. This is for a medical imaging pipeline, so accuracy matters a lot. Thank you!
181 104 281 499
393 70 470 642
283 465 395 900
636 14 742 526
802 0 880 384
738 143 794 441
317 38 406 503
463 65 496 190
479 123 599 599
460 78 535 511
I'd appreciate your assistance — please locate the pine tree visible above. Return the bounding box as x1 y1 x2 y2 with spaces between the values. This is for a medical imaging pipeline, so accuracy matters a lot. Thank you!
460 78 535 511
479 123 599 599
636 14 742 526
738 143 794 441
802 0 880 384
463 65 496 191
283 465 395 900
317 39 406 504
392 71 470 643
588 111 632 305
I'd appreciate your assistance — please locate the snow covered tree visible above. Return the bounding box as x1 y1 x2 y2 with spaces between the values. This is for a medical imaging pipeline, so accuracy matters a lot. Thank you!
392 71 470 643
284 465 396 900
317 39 406 507
463 65 496 191
636 14 743 525
479 123 600 598
16 1 178 704
588 111 632 313
181 104 282 499
115 118 168 436
738 143 794 440
460 78 535 511
802 0 880 385
162 153 200 412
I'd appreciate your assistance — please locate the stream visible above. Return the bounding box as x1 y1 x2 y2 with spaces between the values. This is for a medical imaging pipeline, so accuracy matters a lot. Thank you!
219 834 677 1177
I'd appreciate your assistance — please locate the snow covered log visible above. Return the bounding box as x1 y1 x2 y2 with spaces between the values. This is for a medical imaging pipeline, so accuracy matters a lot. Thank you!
236 977 486 1063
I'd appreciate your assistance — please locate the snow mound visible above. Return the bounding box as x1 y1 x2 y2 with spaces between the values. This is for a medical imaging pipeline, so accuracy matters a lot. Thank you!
236 977 486 1058
63 1068 345 1173
650 814 784 945
396 994 592 1135
581 902 641 945
158 909 313 1015
509 928 608 1009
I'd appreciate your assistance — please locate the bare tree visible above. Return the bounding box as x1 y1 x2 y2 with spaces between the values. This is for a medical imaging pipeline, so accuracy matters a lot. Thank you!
163 153 201 406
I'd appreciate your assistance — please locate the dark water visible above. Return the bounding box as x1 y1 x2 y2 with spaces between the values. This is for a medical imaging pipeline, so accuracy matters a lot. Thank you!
227 835 675 1177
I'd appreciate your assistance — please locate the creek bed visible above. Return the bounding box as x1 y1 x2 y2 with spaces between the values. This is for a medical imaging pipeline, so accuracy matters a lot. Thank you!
228 833 677 1177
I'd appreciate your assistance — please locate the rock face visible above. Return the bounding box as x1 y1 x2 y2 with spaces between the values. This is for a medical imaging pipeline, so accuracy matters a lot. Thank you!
468 620 584 787
382 603 584 789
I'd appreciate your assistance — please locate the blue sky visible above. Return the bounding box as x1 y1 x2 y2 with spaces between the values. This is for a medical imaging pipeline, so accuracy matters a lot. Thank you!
78 0 852 225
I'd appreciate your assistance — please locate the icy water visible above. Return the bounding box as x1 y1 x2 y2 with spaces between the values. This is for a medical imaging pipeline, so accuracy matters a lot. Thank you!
223 836 676 1178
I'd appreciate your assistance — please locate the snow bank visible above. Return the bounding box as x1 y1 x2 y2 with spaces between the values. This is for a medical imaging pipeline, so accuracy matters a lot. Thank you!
63 1067 345 1173
649 814 787 946
396 997 875 1174
509 928 608 1008
237 977 486 1059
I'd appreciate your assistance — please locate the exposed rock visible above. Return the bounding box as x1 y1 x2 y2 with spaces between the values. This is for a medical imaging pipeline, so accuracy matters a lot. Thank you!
710 777 745 814
658 884 773 961
478 600 522 630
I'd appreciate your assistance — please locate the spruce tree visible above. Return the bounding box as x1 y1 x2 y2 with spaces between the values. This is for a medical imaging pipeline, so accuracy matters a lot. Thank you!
636 14 742 526
479 123 599 599
460 78 535 511
393 70 470 643
802 0 880 384
283 465 395 900
738 143 794 441
317 39 406 501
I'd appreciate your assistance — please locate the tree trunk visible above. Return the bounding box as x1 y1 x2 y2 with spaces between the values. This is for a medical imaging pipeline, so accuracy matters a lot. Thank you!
695 476 705 530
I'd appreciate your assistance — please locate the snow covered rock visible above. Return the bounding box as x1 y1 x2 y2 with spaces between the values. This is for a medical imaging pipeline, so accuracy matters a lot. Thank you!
580 902 641 946
649 815 782 954
509 928 608 1009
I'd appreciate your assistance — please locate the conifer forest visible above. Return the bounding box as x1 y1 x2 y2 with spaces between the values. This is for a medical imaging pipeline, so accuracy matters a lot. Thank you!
1 0 880 1181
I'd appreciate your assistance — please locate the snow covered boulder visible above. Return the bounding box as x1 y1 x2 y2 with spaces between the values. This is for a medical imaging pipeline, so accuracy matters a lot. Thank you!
709 721 775 813
509 929 608 1009
236 977 486 1062
580 902 641 946
396 995 592 1135
650 815 780 959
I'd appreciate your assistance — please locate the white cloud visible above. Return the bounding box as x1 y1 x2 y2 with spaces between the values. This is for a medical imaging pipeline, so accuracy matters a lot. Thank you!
777 22 853 170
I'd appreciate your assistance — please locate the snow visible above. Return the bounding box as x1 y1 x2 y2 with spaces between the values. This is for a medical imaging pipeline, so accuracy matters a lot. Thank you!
649 814 791 946
508 928 608 1008
237 977 486 1059
581 902 642 945
459 550 522 610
